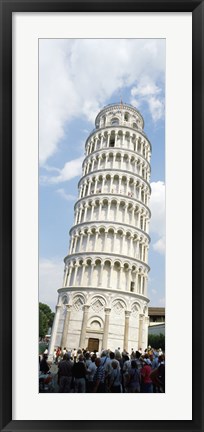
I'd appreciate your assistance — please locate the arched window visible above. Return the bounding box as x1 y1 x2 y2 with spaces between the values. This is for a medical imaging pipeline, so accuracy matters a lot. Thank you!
133 122 138 129
124 112 129 121
111 117 119 125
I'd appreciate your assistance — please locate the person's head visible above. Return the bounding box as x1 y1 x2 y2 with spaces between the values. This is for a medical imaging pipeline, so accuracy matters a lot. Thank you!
110 351 115 360
131 360 137 369
63 353 69 361
123 354 129 362
159 354 165 363
91 354 97 363
135 350 141 359
85 352 90 360
95 357 101 367
101 350 108 357
111 360 118 369
78 354 84 362
43 354 48 360
115 349 122 360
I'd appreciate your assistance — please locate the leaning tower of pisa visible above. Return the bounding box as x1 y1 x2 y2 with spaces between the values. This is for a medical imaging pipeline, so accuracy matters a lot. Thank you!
49 102 151 355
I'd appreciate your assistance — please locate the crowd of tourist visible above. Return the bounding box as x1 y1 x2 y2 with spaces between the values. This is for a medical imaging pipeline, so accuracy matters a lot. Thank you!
39 346 165 393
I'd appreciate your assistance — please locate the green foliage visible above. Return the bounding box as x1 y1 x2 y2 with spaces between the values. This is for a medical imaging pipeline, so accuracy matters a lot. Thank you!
148 333 165 351
39 302 55 338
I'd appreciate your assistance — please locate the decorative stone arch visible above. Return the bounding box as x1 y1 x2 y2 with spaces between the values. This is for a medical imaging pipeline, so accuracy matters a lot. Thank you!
87 315 104 330
124 111 130 122
111 116 120 125
89 294 107 312
116 227 125 236
131 301 141 316
60 294 69 305
72 293 86 311
112 297 127 314
113 259 122 268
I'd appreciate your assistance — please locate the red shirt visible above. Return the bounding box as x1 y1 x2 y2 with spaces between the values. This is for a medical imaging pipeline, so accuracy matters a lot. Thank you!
141 365 152 384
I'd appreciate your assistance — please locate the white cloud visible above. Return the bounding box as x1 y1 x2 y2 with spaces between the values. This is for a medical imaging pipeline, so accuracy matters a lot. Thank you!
151 288 157 295
153 237 165 254
39 258 64 311
150 181 165 255
39 39 165 164
40 156 83 184
56 188 76 201
130 78 164 122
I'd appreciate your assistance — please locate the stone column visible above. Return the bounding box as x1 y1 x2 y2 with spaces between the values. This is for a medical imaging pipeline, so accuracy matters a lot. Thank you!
84 205 88 221
86 231 91 252
81 263 86 285
135 270 139 292
61 304 72 349
87 179 92 195
79 232 84 251
113 153 116 168
107 201 111 219
118 265 123 289
79 305 90 349
73 264 78 286
126 177 130 195
98 200 102 219
118 176 122 193
102 308 111 349
48 305 61 355
144 275 148 296
69 236 74 254
122 131 125 147
90 203 95 219
99 262 104 286
102 175 106 193
109 263 114 288
135 137 138 152
94 177 98 194
72 235 78 254
110 175 114 193
138 314 144 350
67 265 72 286
79 186 83 199
123 310 131 351
90 263 95 285
94 230 99 252
100 134 104 149
63 265 68 287
103 230 108 251
107 132 111 147
79 207 83 223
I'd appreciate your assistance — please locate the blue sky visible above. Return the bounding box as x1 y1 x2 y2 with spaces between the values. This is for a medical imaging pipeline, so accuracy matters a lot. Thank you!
39 39 165 311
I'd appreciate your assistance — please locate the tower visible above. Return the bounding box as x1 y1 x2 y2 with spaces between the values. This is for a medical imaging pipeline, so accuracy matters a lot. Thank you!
49 102 151 355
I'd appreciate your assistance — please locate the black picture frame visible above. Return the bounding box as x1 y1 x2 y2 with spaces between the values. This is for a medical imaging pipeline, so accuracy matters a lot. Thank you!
0 1 203 431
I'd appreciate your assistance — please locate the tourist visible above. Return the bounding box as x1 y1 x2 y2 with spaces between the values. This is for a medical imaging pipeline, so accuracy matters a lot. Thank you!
86 354 97 392
58 352 73 392
108 360 121 393
141 358 153 393
40 354 50 374
92 358 105 392
72 354 86 393
126 360 141 393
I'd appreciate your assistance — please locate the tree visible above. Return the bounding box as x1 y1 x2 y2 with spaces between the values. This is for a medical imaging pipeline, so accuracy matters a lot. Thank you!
148 333 165 351
39 302 55 338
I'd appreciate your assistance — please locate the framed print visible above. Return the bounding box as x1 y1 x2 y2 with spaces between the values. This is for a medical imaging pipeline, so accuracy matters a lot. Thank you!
0 1 203 432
